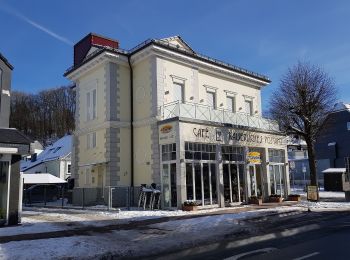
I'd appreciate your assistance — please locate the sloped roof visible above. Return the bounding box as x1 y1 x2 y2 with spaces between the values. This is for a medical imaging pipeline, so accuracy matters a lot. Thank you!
21 135 72 172
0 128 32 145
65 35 270 83
23 173 67 184
322 168 346 173
0 52 14 70
333 102 350 112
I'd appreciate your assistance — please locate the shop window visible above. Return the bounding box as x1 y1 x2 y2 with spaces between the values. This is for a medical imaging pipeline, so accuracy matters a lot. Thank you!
268 149 285 163
162 143 176 161
185 142 216 160
222 146 244 162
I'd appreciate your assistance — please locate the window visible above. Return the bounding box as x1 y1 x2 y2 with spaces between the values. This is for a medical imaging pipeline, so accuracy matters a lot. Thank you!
222 146 244 162
185 142 216 160
268 149 285 163
245 100 253 115
347 122 350 131
86 89 97 121
345 157 350 181
87 132 96 149
162 143 176 161
67 164 71 174
173 83 184 103
207 91 216 109
226 96 235 113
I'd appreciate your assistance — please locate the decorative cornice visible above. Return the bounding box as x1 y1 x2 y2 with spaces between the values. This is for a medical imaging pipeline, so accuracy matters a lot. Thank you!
151 45 268 88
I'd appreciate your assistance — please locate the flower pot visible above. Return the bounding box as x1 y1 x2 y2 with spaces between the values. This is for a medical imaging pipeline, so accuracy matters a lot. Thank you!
248 198 262 205
182 205 198 211
269 197 283 203
287 195 301 202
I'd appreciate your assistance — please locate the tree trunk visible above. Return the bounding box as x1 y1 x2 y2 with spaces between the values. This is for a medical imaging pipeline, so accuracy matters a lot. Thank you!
305 139 318 186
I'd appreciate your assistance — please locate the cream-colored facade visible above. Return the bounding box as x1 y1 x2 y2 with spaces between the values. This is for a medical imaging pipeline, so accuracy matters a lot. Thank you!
65 34 289 208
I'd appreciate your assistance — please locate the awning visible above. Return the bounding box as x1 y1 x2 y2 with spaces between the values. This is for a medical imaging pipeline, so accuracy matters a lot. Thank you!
322 168 346 174
22 173 67 184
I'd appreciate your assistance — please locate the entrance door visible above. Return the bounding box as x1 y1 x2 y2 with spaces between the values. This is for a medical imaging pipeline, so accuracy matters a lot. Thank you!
0 162 10 222
185 162 217 206
270 165 285 196
162 163 177 208
223 163 245 204
249 164 262 197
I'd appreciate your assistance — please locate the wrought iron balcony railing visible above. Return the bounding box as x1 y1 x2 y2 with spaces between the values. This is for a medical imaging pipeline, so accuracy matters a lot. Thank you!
158 101 280 132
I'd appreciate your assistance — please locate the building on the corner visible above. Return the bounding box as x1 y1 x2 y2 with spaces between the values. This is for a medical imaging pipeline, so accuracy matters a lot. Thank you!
21 135 72 180
0 53 32 225
64 34 290 208
315 102 350 190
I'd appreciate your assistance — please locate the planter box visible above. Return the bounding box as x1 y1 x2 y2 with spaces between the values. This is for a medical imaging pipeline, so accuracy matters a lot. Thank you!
182 205 198 211
269 197 283 203
287 196 301 202
248 198 262 205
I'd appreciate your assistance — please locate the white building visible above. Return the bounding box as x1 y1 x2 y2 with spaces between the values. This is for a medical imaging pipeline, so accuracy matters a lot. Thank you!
21 135 72 180
65 33 290 208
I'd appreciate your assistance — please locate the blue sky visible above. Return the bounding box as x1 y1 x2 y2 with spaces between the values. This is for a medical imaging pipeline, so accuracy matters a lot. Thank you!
1 0 349 111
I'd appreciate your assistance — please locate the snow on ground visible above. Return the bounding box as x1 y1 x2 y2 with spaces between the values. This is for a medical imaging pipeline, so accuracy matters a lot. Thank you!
0 207 304 260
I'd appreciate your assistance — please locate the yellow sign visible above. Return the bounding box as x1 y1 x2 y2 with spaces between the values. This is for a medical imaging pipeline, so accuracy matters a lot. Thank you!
307 185 319 201
247 151 261 164
160 124 173 134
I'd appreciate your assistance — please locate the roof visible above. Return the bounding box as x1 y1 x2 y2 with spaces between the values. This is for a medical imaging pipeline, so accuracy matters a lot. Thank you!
21 135 72 172
65 36 270 83
322 168 346 173
23 173 67 184
0 128 32 145
0 52 14 70
333 102 350 112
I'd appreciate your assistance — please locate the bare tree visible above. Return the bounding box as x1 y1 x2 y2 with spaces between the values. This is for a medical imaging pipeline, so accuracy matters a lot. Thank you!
270 62 337 186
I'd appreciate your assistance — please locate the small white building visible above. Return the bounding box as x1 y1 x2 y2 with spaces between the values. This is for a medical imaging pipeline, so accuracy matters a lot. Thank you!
21 135 72 180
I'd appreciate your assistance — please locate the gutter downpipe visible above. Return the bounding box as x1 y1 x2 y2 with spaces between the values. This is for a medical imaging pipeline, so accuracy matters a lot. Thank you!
127 56 134 190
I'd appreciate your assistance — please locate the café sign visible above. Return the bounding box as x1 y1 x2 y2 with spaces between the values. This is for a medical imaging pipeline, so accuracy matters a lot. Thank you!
247 151 261 164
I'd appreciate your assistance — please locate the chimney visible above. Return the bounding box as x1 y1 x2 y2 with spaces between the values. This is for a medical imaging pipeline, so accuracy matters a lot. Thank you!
74 33 119 66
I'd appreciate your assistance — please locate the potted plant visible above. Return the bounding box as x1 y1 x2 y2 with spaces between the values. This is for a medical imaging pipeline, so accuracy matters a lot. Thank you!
182 200 199 211
248 195 262 205
287 194 301 202
269 194 283 203
0 208 5 227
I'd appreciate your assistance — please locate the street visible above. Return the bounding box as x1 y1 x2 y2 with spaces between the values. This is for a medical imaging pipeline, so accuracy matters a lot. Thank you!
151 210 350 260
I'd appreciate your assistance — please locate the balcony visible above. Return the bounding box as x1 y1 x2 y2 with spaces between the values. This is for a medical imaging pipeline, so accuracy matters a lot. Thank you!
158 101 280 132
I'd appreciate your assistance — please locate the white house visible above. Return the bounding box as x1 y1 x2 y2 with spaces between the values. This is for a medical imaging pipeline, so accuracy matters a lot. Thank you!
21 135 72 180
65 34 290 208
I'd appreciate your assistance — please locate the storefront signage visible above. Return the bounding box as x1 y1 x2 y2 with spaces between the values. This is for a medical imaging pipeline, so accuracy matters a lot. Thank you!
247 151 261 164
160 124 173 134
307 185 319 201
159 123 176 144
193 128 210 139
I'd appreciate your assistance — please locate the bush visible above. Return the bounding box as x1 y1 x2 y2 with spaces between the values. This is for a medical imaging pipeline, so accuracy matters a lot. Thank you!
183 200 199 206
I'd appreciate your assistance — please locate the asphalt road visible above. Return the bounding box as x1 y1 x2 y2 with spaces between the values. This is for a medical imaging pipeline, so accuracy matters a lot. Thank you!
150 210 350 260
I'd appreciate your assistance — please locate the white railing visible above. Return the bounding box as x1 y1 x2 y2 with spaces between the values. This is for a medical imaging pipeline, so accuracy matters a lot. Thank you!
158 101 280 132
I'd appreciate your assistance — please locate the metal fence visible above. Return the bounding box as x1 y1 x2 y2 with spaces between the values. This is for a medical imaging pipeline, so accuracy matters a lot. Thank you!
23 185 159 210
158 101 280 132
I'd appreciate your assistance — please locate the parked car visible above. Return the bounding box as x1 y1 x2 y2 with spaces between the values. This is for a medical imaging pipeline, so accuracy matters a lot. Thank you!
24 184 61 204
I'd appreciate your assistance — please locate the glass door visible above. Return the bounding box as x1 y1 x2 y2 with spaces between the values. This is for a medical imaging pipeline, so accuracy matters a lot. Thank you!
185 162 218 206
223 163 244 204
249 164 262 197
270 164 285 196
162 163 177 208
